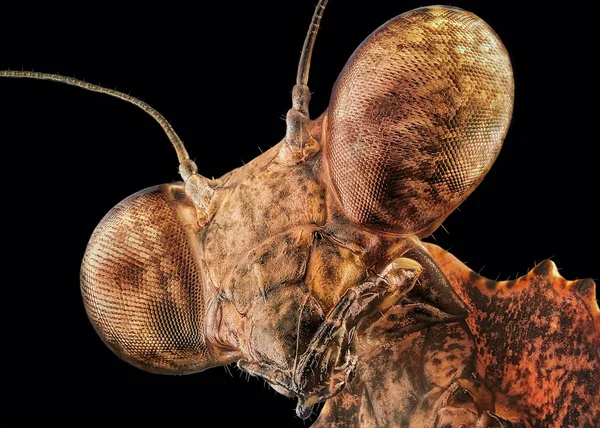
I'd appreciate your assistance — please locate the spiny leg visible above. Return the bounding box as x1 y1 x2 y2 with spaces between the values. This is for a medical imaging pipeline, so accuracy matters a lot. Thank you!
293 258 423 418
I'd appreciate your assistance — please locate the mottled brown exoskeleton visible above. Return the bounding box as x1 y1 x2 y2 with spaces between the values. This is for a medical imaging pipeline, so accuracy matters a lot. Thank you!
314 244 599 427
3 2 598 426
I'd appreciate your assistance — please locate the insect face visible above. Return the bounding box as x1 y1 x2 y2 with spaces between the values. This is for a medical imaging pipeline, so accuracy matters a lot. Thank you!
71 3 516 419
0 0 523 424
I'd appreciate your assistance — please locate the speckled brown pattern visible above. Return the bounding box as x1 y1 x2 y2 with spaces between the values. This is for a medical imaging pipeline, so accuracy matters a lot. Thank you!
325 6 514 236
313 322 495 427
313 245 598 427
427 243 600 427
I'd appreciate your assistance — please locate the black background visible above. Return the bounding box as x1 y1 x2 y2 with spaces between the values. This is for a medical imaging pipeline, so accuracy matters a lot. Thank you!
2 1 598 425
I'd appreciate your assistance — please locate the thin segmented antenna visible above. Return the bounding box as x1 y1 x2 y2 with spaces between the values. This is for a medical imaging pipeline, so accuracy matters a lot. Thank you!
296 0 329 87
282 0 329 162
0 70 190 164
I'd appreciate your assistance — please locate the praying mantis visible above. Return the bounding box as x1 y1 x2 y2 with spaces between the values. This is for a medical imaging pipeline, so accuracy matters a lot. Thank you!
1 1 597 426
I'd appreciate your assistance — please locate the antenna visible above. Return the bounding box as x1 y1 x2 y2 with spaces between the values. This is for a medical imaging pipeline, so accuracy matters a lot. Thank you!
0 70 190 165
283 0 329 162
297 0 329 89
0 70 214 223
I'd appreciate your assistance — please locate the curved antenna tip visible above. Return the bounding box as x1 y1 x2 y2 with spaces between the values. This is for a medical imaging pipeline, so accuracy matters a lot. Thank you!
296 0 329 87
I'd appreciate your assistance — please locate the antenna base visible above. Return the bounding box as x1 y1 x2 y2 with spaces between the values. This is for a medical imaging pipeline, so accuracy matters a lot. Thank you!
280 85 320 165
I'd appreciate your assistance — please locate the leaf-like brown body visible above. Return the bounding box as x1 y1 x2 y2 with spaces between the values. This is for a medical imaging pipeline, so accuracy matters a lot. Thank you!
314 245 599 427
427 244 600 426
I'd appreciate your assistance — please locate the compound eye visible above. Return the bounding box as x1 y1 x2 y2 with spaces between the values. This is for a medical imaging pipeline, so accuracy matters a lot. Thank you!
80 184 218 374
324 6 514 236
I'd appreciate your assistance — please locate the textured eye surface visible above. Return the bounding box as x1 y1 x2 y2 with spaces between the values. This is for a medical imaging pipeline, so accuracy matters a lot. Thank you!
80 185 214 374
324 6 514 235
